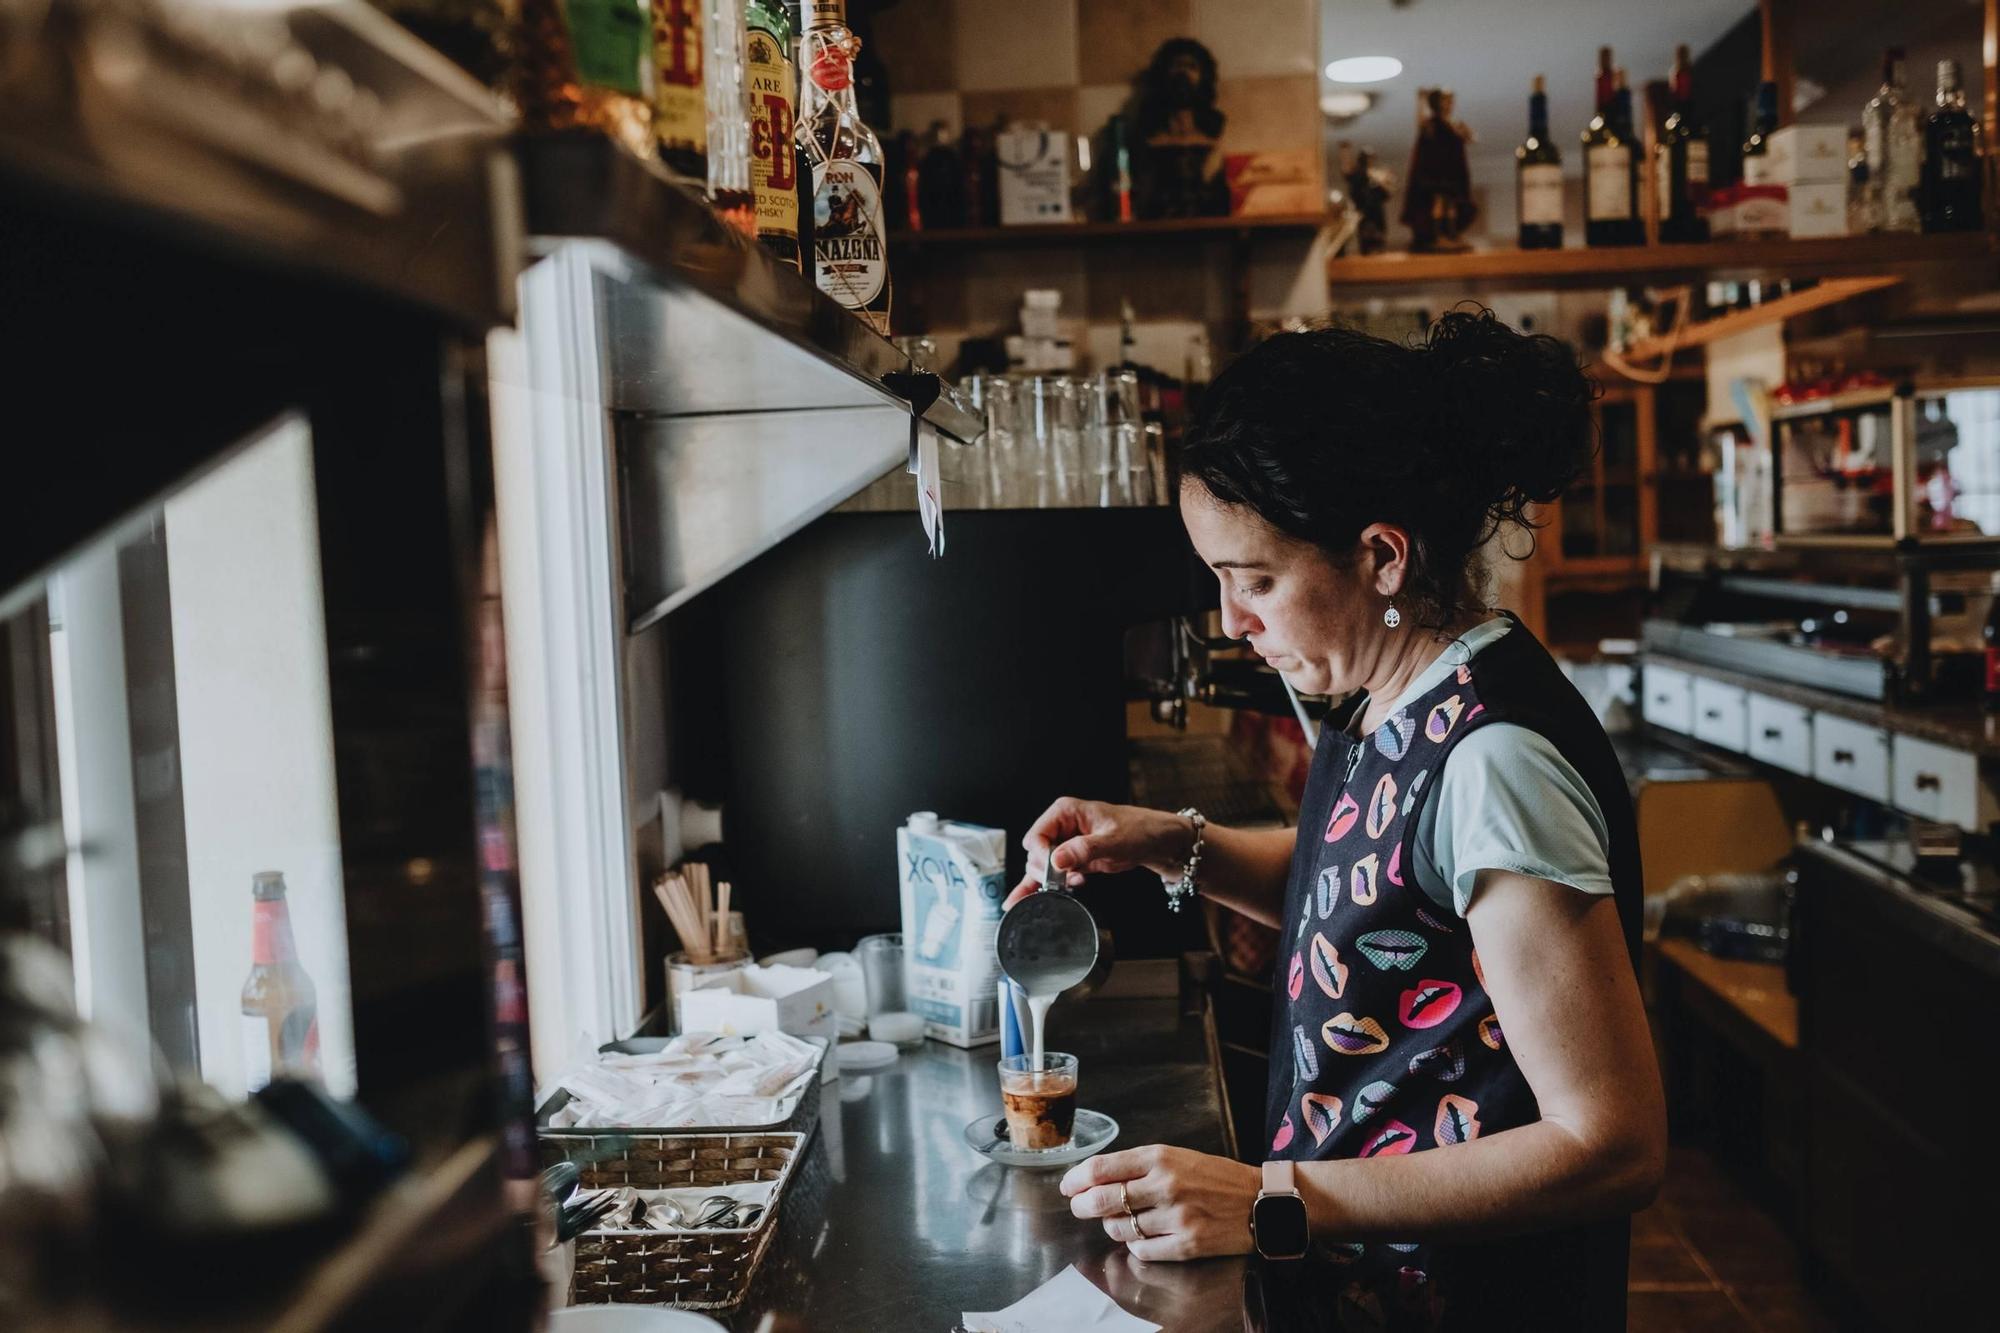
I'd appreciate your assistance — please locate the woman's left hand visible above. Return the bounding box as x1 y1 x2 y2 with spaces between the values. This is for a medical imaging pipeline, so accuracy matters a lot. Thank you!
1060 1145 1262 1262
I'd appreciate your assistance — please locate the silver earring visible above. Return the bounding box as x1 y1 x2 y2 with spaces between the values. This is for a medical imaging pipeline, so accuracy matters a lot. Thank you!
1383 602 1402 629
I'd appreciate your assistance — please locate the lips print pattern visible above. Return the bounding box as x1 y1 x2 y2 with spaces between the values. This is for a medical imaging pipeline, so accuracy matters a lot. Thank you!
1272 1113 1295 1152
1301 1092 1343 1144
1360 1120 1417 1158
1375 710 1415 760
1425 695 1464 743
1350 853 1380 906
1409 1041 1466 1082
1351 1080 1398 1123
1386 842 1404 886
1478 1014 1504 1051
1322 1012 1390 1056
1365 773 1398 838
1401 767 1429 816
1324 791 1360 843
1287 952 1305 1001
1356 929 1426 971
1434 1095 1481 1145
1309 933 1348 999
1398 980 1463 1029
1292 1024 1320 1082
1316 864 1341 919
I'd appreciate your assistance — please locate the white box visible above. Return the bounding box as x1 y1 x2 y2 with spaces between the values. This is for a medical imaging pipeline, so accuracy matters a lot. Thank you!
897 812 1007 1046
1767 125 1850 185
997 128 1075 225
1789 181 1849 238
678 963 836 1043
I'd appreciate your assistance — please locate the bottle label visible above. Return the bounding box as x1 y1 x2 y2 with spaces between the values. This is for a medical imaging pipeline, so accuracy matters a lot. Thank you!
1586 143 1632 220
1743 152 1774 187
814 157 890 330
1655 148 1672 217
747 27 799 244
1688 141 1710 187
807 0 846 27
567 0 648 97
652 0 707 155
242 1013 273 1092
1519 162 1563 225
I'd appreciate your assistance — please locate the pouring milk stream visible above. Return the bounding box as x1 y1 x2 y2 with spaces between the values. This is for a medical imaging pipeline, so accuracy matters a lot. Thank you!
995 852 1100 1065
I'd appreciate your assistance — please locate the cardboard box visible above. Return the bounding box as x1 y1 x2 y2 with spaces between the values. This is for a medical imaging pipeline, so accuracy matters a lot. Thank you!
1706 183 1789 237
1224 151 1322 216
678 963 836 1043
997 128 1075 226
1766 125 1850 185
1789 181 1849 238
897 812 1007 1046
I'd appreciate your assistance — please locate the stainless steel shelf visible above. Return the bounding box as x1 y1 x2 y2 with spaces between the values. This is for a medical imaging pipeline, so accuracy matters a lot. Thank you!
0 0 517 329
514 131 982 445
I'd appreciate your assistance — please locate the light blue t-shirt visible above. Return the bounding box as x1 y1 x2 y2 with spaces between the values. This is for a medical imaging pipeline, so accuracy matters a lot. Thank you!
1354 617 1613 917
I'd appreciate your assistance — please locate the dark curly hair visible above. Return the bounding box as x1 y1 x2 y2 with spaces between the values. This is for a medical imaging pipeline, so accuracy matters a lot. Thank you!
1178 307 1597 633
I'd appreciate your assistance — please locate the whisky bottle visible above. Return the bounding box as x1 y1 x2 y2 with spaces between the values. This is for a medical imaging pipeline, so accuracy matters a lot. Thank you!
746 0 802 268
1656 45 1709 243
1584 57 1639 246
797 0 890 333
1920 59 1982 232
515 0 656 159
1516 74 1563 249
651 0 707 181
240 871 320 1091
1863 48 1922 232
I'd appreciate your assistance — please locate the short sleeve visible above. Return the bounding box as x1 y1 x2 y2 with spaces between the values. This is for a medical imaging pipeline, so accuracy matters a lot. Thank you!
1410 722 1613 917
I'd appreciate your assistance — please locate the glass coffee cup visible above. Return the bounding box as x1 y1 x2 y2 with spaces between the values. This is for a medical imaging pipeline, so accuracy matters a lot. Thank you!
997 1051 1079 1151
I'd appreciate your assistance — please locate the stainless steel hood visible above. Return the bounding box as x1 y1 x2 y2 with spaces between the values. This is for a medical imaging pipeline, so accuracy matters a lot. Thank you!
513 133 983 631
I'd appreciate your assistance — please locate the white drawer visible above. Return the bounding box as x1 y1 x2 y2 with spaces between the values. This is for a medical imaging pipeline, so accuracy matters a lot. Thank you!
1890 734 1987 832
1812 714 1891 802
1746 695 1813 776
1692 678 1748 751
1642 664 1694 734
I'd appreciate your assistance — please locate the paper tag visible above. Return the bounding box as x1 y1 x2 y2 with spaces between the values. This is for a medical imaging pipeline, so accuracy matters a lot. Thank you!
912 421 944 558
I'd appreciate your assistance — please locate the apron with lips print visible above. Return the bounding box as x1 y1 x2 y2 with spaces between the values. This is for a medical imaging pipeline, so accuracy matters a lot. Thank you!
1262 623 1634 1332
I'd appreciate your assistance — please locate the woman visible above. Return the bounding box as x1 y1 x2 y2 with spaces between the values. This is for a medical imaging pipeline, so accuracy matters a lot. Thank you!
1008 311 1665 1330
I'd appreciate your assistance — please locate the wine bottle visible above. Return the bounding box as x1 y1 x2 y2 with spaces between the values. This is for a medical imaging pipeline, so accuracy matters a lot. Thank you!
1584 56 1639 246
1516 75 1563 249
1920 58 1982 232
1741 79 1777 186
1656 44 1709 243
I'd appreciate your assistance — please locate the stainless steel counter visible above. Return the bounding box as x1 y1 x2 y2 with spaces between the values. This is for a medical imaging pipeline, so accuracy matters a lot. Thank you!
721 994 1250 1332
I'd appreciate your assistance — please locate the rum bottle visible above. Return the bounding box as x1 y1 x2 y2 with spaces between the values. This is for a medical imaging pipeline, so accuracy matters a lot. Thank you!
797 0 890 334
241 871 320 1091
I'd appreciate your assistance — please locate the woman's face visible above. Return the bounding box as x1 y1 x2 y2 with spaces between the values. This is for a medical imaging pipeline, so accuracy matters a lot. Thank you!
1179 480 1394 699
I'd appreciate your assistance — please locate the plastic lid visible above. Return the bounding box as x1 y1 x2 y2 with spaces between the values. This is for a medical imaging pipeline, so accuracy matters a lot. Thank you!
907 811 940 832
836 1041 899 1072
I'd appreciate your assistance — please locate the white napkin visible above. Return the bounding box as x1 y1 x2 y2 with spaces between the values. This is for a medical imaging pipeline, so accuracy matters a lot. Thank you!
961 1265 1161 1333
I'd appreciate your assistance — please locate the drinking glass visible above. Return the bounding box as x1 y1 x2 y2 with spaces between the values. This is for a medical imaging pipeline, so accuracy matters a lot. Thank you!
997 1051 1080 1150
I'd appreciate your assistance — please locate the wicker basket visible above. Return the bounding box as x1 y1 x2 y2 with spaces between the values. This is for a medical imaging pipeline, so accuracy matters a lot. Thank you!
542 1131 802 1309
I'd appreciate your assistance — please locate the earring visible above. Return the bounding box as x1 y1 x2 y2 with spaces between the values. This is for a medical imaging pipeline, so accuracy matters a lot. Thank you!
1383 601 1402 629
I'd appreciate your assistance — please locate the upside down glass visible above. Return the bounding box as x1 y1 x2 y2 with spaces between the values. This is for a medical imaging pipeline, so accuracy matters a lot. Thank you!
997 1051 1079 1150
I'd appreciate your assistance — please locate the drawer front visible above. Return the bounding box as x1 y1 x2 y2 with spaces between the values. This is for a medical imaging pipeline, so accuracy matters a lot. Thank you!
1746 694 1813 775
1641 664 1694 734
1890 734 1983 830
1691 678 1748 751
1812 714 1891 802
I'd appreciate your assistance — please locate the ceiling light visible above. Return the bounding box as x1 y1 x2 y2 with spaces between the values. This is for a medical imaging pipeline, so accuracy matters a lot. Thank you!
1325 56 1403 84
1320 91 1375 119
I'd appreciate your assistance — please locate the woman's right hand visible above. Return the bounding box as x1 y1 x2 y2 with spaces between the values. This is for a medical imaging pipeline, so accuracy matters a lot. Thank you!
1005 798 1193 909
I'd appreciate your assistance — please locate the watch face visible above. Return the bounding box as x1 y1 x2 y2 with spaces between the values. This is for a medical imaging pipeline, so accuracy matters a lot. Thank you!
1253 1193 1310 1259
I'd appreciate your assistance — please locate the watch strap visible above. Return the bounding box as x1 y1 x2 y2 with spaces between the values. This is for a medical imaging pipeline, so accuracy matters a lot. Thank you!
1261 1159 1296 1195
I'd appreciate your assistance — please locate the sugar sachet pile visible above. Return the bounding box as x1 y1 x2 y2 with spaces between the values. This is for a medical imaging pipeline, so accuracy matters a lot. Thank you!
548 1030 820 1129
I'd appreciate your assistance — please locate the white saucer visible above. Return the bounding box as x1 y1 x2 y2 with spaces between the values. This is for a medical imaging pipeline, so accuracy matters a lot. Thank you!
836 1040 899 1072
962 1108 1119 1168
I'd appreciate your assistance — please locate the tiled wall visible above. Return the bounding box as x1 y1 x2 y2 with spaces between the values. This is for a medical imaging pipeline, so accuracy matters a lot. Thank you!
867 0 1330 359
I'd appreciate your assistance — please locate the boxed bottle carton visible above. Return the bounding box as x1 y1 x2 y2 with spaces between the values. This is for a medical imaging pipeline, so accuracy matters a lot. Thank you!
897 811 1007 1046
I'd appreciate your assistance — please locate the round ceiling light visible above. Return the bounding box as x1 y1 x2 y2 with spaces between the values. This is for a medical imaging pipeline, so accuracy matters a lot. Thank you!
1324 56 1404 84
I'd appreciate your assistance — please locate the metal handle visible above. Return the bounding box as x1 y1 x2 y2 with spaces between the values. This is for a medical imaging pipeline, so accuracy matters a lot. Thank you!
1832 749 1855 764
1762 727 1783 741
1915 773 1942 792
1703 709 1723 721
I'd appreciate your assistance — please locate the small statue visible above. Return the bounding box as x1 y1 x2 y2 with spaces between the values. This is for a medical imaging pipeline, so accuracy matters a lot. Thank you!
1128 37 1228 219
1400 87 1477 251
1340 142 1394 255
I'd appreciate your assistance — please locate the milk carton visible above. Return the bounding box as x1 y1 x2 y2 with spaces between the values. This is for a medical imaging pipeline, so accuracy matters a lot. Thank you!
897 811 1007 1047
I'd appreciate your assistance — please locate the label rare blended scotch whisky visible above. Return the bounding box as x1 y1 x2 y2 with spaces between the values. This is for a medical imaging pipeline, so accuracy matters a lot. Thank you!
746 0 803 270
798 0 890 332
651 0 707 180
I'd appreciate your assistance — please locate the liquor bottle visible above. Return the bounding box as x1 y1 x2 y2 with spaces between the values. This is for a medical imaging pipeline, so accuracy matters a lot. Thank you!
705 0 756 233
515 0 656 159
1593 46 1616 118
1109 113 1135 223
746 0 803 269
1656 45 1709 243
917 120 968 230
241 871 320 1091
1846 125 1872 234
1516 74 1563 249
1863 48 1922 232
798 0 891 334
1741 80 1777 186
1584 60 1639 246
1985 596 2000 713
1921 58 1982 232
652 0 706 180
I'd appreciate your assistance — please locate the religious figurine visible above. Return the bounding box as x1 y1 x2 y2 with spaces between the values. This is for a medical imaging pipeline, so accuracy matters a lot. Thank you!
1400 87 1477 251
1128 37 1228 219
1339 142 1394 255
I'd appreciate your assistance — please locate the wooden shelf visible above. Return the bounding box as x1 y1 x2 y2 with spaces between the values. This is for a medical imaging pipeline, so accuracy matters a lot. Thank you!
1325 231 1995 293
1622 276 1904 362
1769 384 1900 421
888 212 1332 248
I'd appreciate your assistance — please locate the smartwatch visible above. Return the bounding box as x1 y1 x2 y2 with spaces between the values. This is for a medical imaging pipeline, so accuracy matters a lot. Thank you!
1250 1160 1310 1260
